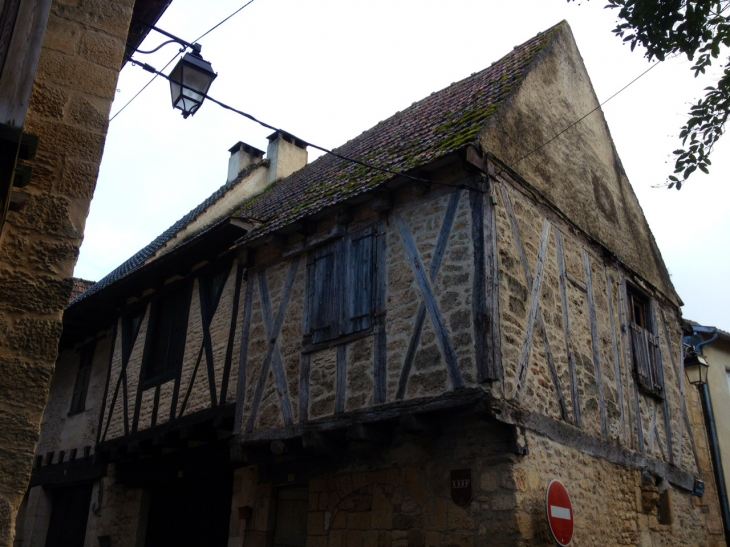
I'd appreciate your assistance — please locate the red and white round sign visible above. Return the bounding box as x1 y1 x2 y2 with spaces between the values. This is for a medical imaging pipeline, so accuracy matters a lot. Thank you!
545 480 574 546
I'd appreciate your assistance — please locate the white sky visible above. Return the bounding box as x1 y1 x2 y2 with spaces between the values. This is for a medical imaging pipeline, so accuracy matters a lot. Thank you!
75 0 730 330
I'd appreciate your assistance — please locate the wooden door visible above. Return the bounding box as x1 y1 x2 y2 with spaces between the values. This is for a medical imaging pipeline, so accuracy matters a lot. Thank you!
273 488 309 547
44 484 93 547
144 472 233 547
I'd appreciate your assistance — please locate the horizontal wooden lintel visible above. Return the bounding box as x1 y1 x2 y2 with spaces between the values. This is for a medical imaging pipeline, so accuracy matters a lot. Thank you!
233 388 489 446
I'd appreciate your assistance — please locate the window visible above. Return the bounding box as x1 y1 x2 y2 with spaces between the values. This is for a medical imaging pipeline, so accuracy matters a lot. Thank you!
142 287 191 384
305 226 378 345
627 287 662 396
69 343 95 415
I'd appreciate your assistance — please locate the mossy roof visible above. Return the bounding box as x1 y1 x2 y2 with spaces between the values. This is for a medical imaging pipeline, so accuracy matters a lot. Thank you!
232 22 562 239
69 22 561 308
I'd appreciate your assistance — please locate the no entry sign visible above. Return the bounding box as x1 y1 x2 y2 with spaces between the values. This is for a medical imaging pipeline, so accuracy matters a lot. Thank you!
545 480 574 546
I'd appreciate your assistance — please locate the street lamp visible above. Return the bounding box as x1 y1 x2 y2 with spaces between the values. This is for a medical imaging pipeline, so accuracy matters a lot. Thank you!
684 345 709 386
130 22 217 118
169 50 217 118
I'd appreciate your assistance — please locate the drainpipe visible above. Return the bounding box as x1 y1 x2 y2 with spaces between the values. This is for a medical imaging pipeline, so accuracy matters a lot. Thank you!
692 326 730 545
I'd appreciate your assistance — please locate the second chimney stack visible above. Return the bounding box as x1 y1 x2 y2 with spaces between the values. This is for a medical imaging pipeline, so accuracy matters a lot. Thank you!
267 131 308 183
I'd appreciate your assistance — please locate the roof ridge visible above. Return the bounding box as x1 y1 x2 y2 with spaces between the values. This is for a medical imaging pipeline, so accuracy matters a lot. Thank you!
232 22 563 231
70 21 564 309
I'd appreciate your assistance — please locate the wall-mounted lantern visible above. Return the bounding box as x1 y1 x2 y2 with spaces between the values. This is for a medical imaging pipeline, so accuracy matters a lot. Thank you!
684 346 709 386
169 51 217 118
132 23 217 118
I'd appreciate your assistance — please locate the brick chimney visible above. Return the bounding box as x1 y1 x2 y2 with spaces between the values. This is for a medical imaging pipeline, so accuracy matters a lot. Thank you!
266 131 308 183
227 141 265 183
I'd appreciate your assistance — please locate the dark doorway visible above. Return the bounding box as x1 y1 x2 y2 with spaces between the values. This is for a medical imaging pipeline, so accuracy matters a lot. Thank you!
45 483 93 547
144 471 233 547
273 488 309 547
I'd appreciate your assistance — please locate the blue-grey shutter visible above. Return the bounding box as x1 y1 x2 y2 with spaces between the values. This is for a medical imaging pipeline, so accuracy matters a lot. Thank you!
307 244 336 344
345 227 375 334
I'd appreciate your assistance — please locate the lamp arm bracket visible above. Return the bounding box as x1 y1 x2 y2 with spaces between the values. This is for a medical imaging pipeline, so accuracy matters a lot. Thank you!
135 40 185 55
132 17 201 54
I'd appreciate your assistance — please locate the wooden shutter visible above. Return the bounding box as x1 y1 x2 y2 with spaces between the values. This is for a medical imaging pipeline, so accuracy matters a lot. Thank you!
647 332 662 394
345 227 376 334
70 344 95 414
145 287 191 382
307 244 336 344
630 322 650 390
631 322 663 395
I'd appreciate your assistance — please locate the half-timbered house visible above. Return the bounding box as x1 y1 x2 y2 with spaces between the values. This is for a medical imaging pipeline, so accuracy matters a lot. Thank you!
22 21 726 547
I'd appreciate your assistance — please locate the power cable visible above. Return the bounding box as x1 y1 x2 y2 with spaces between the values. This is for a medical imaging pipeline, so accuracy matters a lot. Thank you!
193 0 256 42
110 0 257 122
509 61 661 169
130 59 479 193
110 53 181 121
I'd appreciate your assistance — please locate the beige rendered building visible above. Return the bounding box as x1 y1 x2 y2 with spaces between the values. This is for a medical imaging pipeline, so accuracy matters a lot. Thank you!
17 21 728 547
689 323 730 542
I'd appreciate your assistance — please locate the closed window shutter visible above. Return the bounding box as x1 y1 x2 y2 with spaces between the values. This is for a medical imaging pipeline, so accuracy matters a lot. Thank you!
631 322 651 391
307 246 336 344
647 332 662 393
145 287 191 382
346 227 375 334
148 303 172 379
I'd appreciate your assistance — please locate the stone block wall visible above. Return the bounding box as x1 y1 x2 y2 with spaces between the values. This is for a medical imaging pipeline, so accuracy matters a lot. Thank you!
222 414 724 547
91 182 480 443
512 430 725 546
35 331 113 459
491 172 697 477
81 467 149 547
0 0 134 542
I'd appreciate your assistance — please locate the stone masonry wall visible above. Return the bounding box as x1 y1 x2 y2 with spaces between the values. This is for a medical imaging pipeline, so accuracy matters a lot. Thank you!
97 258 244 442
227 417 523 547
35 331 113 460
225 415 723 547
0 0 134 541
512 430 724 546
491 175 697 477
93 183 479 443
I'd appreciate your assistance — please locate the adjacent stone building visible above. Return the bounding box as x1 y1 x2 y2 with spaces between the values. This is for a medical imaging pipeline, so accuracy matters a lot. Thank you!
0 1 171 545
19 21 726 546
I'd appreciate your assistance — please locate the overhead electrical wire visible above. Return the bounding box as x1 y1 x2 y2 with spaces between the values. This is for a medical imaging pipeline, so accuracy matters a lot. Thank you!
130 59 476 192
110 0 257 122
125 41 660 198
508 60 661 169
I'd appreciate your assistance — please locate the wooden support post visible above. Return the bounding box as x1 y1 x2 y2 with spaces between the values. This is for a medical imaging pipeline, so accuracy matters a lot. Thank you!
499 184 567 421
396 191 464 395
556 230 580 427
245 260 299 433
651 301 674 465
583 250 608 440
605 268 627 445
620 275 644 452
234 280 255 435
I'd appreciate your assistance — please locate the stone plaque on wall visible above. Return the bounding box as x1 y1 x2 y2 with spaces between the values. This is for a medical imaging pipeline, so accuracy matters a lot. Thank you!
450 469 471 506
